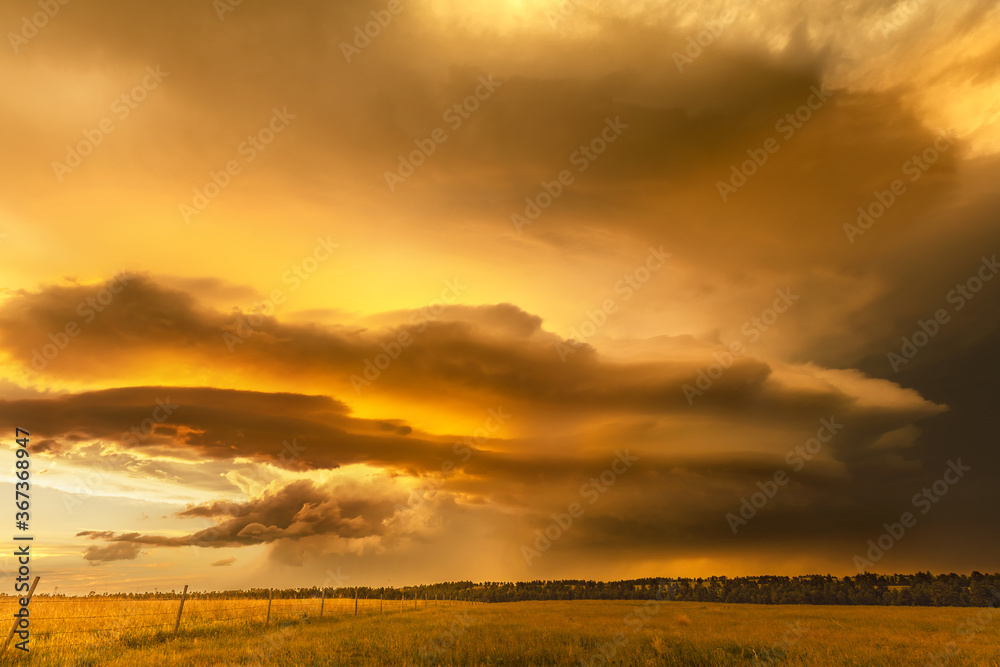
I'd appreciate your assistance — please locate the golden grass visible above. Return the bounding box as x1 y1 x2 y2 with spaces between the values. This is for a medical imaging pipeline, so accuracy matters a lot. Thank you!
0 598 998 665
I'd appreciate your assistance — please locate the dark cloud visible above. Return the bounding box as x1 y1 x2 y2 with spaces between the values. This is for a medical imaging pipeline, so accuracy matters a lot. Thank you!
82 542 143 564
0 383 455 472
0 275 942 428
0 273 970 572
78 530 117 540
79 479 402 560
1 0 997 581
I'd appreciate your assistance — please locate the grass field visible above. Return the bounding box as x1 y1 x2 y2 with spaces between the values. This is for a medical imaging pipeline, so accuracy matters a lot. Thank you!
2 598 999 666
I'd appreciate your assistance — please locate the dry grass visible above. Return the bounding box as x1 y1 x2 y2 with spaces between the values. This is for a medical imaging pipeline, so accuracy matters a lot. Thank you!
1 598 998 665
0 595 392 660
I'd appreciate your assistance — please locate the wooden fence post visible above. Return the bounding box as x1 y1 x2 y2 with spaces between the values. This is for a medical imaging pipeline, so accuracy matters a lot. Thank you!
414 595 417 610
1 576 39 654
172 585 188 638
354 587 359 616
320 589 325 618
380 591 383 614
266 589 273 626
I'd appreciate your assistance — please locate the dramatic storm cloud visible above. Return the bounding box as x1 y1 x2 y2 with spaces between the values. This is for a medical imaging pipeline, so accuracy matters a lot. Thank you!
0 0 997 592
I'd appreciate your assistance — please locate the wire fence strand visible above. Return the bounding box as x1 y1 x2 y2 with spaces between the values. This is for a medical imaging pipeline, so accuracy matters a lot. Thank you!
2 594 472 651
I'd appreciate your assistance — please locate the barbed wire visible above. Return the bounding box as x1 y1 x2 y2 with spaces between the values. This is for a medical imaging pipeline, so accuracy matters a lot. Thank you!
35 640 98 649
3 596 470 649
32 609 176 619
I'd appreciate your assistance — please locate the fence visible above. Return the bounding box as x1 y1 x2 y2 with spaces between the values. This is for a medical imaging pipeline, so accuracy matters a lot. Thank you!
0 579 480 655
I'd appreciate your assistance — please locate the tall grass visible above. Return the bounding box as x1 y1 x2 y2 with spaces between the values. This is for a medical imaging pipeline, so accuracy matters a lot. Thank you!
1 598 998 666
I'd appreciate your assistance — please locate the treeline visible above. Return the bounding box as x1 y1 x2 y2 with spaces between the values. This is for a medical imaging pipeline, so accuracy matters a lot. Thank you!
355 573 1000 607
46 572 1000 607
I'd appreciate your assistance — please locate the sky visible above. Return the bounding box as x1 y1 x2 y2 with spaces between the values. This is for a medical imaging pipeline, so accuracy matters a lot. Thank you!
0 0 999 594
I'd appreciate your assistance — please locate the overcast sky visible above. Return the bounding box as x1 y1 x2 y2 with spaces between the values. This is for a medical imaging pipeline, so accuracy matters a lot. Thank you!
1 0 999 594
